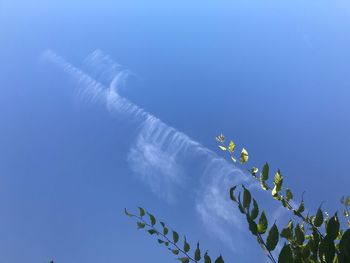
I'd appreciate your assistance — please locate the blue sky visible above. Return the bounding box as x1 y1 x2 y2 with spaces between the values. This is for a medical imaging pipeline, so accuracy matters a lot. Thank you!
1 0 350 262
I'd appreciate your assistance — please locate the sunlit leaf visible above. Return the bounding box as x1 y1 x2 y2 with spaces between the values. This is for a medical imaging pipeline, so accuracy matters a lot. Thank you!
218 145 227 151
258 211 268 234
228 140 236 153
240 148 249 164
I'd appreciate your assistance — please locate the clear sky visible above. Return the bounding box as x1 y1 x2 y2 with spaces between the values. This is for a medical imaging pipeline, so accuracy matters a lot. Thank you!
1 0 350 262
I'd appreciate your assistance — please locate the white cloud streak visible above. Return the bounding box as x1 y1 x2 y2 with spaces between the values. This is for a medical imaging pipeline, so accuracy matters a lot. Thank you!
43 49 254 248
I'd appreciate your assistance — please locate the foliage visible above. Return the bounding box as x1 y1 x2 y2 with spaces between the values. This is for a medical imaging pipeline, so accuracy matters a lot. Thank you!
124 207 225 262
126 134 350 263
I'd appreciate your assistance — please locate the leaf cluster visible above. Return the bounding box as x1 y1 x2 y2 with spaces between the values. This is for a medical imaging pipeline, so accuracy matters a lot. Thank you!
125 207 225 263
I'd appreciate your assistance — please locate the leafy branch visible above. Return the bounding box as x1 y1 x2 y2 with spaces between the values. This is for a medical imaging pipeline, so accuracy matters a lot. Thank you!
125 207 224 263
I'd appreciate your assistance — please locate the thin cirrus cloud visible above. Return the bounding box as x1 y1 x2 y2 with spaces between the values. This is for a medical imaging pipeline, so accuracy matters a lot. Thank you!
42 49 255 249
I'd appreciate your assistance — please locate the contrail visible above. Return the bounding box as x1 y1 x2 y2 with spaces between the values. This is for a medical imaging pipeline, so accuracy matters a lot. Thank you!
43 49 253 249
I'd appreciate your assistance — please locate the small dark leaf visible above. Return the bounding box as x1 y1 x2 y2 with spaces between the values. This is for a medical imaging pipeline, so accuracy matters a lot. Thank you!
295 224 305 245
183 237 190 253
148 229 157 235
278 243 293 263
177 257 189 263
229 186 237 202
339 229 350 261
261 163 269 181
242 185 251 209
320 235 335 263
326 213 340 240
266 223 279 251
286 188 293 201
247 216 258 236
147 212 156 226
138 207 145 217
194 242 201 261
313 206 324 228
280 221 293 240
172 249 179 255
137 222 145 229
214 255 225 263
204 251 212 263
250 199 259 220
124 208 133 217
173 231 179 243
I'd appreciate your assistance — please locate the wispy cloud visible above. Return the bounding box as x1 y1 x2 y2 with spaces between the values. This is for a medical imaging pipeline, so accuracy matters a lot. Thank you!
43 49 255 248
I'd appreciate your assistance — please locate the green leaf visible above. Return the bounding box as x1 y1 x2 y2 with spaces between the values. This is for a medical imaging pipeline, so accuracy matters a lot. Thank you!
204 251 212 263
320 235 335 263
339 229 350 261
214 255 224 263
229 186 237 202
183 237 190 253
273 170 283 192
278 244 293 263
313 206 324 228
258 211 268 234
147 212 156 226
157 239 164 244
247 216 258 236
218 145 227 151
280 220 293 240
138 207 145 217
237 192 245 214
286 188 293 201
296 200 305 214
250 167 259 177
231 156 237 163
228 140 236 153
148 229 157 235
172 249 179 255
243 185 251 209
250 199 259 220
326 213 340 240
177 257 189 263
173 230 179 243
137 222 145 229
124 208 133 217
260 179 270 191
261 163 269 181
295 224 305 245
194 242 201 261
266 223 279 251
240 148 249 164
160 221 168 235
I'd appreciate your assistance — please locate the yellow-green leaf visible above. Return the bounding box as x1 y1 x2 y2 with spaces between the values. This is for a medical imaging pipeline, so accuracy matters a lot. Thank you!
218 145 227 151
240 148 249 164
228 140 236 153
